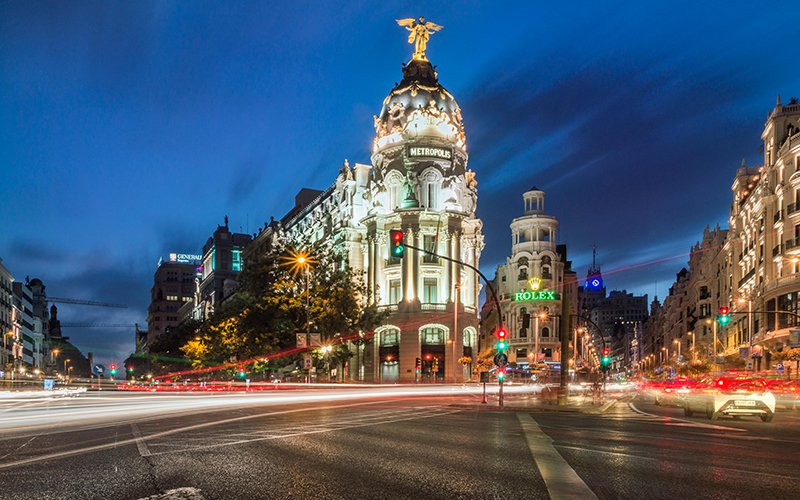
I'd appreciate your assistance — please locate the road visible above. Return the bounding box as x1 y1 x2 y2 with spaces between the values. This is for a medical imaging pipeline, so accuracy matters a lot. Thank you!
1 387 799 499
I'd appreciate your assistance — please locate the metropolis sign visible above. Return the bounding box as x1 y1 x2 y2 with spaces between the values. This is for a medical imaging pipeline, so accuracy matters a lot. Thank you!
407 146 452 160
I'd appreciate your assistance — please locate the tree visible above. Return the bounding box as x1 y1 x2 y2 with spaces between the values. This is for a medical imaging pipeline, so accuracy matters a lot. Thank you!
784 348 800 376
180 246 389 380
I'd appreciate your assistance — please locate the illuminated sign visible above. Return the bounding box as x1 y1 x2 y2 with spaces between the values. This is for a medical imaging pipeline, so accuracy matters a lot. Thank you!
514 290 559 301
169 253 203 264
408 146 452 160
528 277 542 291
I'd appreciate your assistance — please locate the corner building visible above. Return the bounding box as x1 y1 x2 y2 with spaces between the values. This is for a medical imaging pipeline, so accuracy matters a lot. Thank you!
266 54 484 383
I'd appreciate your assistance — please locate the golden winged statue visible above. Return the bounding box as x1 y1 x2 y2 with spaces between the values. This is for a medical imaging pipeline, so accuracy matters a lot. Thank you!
396 17 443 61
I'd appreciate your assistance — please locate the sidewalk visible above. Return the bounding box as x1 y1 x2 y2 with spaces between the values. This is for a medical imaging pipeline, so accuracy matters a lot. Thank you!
449 393 619 414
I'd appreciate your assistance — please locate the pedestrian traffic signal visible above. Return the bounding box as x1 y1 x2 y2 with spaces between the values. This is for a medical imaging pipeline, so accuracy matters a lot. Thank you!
718 306 731 325
600 348 611 371
415 357 421 374
109 364 117 376
389 229 405 258
497 367 506 381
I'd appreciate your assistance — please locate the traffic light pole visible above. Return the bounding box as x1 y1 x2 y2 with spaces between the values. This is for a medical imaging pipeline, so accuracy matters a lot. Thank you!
403 243 506 405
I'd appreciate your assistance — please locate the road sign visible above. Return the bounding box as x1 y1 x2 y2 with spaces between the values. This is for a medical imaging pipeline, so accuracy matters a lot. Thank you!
296 333 308 348
309 333 322 347
776 362 785 374
479 371 489 383
92 364 105 376
303 354 313 369
493 352 508 367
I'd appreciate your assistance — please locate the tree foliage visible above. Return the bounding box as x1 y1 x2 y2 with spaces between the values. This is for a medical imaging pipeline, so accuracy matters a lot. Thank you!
180 245 389 375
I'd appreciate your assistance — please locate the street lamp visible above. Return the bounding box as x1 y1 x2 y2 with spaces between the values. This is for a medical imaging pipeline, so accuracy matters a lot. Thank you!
738 295 755 371
673 339 681 362
64 358 70 373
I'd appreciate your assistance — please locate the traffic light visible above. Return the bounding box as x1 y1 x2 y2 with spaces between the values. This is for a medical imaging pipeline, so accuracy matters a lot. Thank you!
109 364 117 376
600 348 611 371
718 306 731 325
237 367 247 378
389 229 405 258
415 357 421 375
495 327 508 352
497 367 506 381
432 357 439 372
127 365 134 373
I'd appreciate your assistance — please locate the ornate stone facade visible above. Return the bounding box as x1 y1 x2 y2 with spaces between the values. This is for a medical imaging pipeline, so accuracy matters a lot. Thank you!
252 57 484 383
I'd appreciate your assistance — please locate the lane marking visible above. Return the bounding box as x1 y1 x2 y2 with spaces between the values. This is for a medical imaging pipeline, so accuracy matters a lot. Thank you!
0 434 38 461
628 402 746 432
517 413 598 500
130 423 152 457
144 409 462 456
555 443 800 481
138 487 205 500
0 399 407 470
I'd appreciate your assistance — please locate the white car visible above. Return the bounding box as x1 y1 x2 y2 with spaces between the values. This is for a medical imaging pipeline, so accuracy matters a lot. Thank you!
683 377 776 422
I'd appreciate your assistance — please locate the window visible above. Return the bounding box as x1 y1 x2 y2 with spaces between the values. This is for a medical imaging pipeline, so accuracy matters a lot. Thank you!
423 278 438 303
183 296 193 302
425 182 438 209
388 279 401 304
381 329 399 346
518 267 528 280
421 327 444 345
166 295 178 301
423 235 438 263
232 249 242 272
541 327 550 338
516 348 527 359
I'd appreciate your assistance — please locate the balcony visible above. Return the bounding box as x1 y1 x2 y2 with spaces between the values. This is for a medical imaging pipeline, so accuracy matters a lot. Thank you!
786 238 800 256
773 244 783 258
774 210 783 224
421 303 447 311
738 268 756 288
789 203 800 217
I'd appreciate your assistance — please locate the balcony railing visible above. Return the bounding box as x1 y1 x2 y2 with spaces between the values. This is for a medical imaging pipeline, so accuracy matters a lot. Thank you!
738 268 756 288
789 203 800 216
774 210 783 223
421 303 447 311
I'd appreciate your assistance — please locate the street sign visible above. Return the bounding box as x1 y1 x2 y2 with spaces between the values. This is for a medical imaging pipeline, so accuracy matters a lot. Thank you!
303 354 313 369
480 371 489 383
493 352 508 367
776 362 785 374
309 333 322 347
92 364 106 376
296 333 308 348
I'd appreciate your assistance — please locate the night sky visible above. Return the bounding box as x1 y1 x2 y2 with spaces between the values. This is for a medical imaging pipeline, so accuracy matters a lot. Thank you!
2 1 799 366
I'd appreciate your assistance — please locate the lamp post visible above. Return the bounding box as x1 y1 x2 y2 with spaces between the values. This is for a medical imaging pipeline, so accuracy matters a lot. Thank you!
687 332 694 361
64 358 70 373
661 347 667 369
294 252 314 383
673 339 681 363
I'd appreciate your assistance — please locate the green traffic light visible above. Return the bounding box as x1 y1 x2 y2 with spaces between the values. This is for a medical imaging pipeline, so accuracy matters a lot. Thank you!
718 315 730 325
393 245 404 256
497 341 507 350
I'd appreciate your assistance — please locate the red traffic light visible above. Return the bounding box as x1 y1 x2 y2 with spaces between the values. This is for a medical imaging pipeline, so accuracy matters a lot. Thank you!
496 328 507 340
110 364 117 370
601 348 610 356
392 230 403 242
424 354 432 360
719 306 729 315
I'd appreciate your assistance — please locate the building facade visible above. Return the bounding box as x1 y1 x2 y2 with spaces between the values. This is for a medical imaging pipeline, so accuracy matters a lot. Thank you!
486 188 577 366
146 258 199 347
198 220 251 321
250 49 484 383
642 96 800 372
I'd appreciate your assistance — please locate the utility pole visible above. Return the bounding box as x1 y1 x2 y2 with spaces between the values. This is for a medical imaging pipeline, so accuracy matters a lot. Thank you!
558 286 570 406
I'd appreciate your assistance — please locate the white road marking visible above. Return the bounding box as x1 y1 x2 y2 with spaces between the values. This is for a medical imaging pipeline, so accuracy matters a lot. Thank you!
555 444 800 481
517 413 598 500
130 423 152 457
0 399 404 469
628 402 746 432
0 434 38 461
138 487 205 499
144 408 461 456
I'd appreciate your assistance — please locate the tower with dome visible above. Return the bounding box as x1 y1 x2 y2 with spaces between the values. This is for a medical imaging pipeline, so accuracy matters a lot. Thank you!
247 19 483 383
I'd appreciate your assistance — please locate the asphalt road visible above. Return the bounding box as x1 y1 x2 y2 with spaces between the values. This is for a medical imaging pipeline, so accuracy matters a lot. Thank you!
1 388 799 499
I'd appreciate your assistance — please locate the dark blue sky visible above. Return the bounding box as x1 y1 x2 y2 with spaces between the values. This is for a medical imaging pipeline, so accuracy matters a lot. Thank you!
2 1 799 365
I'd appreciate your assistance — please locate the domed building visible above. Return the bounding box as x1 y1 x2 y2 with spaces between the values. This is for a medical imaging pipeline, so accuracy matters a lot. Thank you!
249 29 483 383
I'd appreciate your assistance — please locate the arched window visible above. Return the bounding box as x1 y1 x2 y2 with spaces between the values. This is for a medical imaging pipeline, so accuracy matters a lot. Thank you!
541 327 550 338
463 327 477 347
421 327 445 345
381 328 400 347
518 267 528 280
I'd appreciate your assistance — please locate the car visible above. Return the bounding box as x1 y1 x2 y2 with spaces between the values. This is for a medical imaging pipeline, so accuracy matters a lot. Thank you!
683 377 776 422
